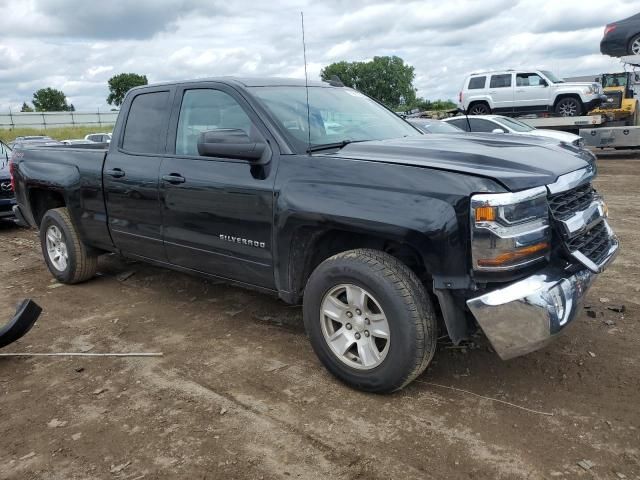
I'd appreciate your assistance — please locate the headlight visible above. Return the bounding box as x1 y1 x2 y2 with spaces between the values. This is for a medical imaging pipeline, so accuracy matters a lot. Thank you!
471 187 550 271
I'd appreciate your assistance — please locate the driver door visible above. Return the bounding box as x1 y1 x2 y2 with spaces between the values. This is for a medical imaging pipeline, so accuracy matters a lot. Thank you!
159 84 277 288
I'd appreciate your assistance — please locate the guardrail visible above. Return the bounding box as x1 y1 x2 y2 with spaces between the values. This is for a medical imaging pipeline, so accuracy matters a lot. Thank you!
0 111 119 129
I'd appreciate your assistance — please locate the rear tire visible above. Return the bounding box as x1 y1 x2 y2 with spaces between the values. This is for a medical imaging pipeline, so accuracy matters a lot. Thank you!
40 207 97 284
468 102 491 115
303 249 437 393
555 97 583 117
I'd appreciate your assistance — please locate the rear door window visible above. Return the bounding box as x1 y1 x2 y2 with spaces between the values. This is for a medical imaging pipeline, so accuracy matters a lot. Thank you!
122 91 171 154
468 76 486 89
447 118 470 131
490 74 512 88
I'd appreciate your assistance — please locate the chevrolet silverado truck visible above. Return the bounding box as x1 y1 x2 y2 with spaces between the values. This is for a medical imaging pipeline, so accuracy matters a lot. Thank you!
10 78 618 393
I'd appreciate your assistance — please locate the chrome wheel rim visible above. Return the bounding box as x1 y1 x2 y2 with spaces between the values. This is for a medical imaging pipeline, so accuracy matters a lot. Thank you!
469 105 487 115
632 38 640 55
558 100 578 116
320 284 390 370
45 225 68 271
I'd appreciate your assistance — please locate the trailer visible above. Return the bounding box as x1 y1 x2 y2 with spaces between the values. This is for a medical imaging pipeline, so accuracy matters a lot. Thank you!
517 114 607 131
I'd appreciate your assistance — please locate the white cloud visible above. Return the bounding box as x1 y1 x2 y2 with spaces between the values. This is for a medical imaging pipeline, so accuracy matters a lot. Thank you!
0 0 638 111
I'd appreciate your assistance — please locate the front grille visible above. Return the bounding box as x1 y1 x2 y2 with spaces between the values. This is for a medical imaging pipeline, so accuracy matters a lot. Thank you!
548 183 595 220
601 91 623 109
566 220 612 265
0 181 13 199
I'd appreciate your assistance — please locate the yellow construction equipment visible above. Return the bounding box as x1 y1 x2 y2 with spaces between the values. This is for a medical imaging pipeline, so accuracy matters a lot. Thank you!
591 72 639 126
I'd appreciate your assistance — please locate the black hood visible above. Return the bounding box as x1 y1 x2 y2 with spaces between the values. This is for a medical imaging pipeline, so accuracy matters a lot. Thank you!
330 133 594 191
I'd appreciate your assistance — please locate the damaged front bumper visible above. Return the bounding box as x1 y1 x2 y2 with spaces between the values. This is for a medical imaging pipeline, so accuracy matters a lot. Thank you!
467 263 604 360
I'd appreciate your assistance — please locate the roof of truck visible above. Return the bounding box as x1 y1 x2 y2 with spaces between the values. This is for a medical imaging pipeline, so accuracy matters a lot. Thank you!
130 77 335 91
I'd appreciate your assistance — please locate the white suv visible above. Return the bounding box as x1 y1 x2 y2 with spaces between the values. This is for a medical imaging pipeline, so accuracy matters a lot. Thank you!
459 69 605 117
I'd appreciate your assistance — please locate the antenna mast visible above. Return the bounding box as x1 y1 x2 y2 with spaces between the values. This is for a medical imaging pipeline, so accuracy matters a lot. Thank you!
301 12 311 154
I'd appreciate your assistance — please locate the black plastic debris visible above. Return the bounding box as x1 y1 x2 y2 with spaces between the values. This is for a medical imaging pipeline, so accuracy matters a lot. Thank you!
0 299 42 348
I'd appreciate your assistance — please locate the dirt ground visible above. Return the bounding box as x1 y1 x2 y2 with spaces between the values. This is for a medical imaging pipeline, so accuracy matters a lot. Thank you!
0 153 639 480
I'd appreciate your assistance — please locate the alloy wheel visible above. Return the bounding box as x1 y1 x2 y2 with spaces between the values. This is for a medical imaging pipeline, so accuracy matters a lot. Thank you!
632 37 640 55
320 284 391 370
45 225 69 271
557 99 578 117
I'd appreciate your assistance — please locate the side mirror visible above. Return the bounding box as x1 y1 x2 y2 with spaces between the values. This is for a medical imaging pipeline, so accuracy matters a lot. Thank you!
541 79 549 87
594 77 600 83
492 128 506 133
197 129 269 164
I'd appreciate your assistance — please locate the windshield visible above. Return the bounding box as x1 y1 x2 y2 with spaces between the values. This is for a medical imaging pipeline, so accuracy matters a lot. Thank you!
541 70 564 84
602 73 628 88
249 86 420 152
494 117 534 132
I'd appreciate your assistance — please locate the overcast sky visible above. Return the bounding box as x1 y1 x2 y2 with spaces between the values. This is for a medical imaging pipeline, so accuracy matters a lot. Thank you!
0 0 638 111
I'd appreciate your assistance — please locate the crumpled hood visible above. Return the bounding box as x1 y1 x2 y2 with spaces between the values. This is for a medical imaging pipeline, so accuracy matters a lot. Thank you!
330 133 595 191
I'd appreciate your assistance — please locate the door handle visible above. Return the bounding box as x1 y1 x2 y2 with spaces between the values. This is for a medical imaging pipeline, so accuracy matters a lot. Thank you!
105 168 125 178
162 173 186 184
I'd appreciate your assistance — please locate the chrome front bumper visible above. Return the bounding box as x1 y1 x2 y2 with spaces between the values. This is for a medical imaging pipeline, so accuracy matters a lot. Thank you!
467 263 603 360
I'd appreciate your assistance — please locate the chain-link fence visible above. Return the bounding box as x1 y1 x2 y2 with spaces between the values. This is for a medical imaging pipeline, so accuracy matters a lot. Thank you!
0 111 119 129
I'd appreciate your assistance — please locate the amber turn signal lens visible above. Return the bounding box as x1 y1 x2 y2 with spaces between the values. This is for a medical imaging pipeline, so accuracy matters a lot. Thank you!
477 242 549 268
475 206 496 222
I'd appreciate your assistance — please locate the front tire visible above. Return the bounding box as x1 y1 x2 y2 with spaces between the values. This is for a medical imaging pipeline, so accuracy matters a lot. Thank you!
303 249 437 393
555 97 583 117
40 207 97 284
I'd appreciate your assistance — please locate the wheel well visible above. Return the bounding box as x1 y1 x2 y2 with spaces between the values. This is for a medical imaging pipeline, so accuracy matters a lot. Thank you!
553 94 582 107
467 100 489 111
289 228 429 300
28 188 65 227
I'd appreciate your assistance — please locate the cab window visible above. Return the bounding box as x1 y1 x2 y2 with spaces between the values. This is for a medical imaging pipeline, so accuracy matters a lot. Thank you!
175 89 253 156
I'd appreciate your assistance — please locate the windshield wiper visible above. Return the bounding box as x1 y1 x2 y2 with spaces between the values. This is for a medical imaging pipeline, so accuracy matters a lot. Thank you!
307 139 363 153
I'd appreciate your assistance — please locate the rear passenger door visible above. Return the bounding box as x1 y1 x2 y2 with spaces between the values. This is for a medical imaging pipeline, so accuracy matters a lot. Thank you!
158 84 277 288
489 73 514 113
103 87 173 260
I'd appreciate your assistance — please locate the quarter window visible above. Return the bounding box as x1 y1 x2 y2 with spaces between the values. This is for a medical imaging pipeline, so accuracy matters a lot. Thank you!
122 91 170 154
468 76 486 89
176 89 253 156
490 74 512 88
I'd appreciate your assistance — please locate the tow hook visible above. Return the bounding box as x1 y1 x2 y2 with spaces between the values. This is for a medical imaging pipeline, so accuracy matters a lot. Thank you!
0 299 42 348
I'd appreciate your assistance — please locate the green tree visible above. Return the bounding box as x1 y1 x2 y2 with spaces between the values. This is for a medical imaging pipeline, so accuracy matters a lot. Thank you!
107 73 148 106
32 88 69 112
20 102 34 112
321 56 417 109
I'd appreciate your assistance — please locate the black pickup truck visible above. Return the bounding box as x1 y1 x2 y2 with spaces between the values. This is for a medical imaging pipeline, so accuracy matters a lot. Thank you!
10 78 618 392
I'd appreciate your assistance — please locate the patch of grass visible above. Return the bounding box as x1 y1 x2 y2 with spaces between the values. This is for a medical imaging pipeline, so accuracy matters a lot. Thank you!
0 126 114 144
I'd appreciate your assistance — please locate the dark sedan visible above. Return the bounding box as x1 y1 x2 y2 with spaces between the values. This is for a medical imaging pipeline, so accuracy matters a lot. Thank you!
601 13 640 57
0 140 16 220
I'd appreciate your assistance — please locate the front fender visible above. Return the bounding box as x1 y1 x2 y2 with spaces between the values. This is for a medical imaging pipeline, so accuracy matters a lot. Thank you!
273 155 504 297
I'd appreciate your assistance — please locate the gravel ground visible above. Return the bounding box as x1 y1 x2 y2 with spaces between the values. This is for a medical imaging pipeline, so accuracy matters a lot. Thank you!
0 155 638 480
